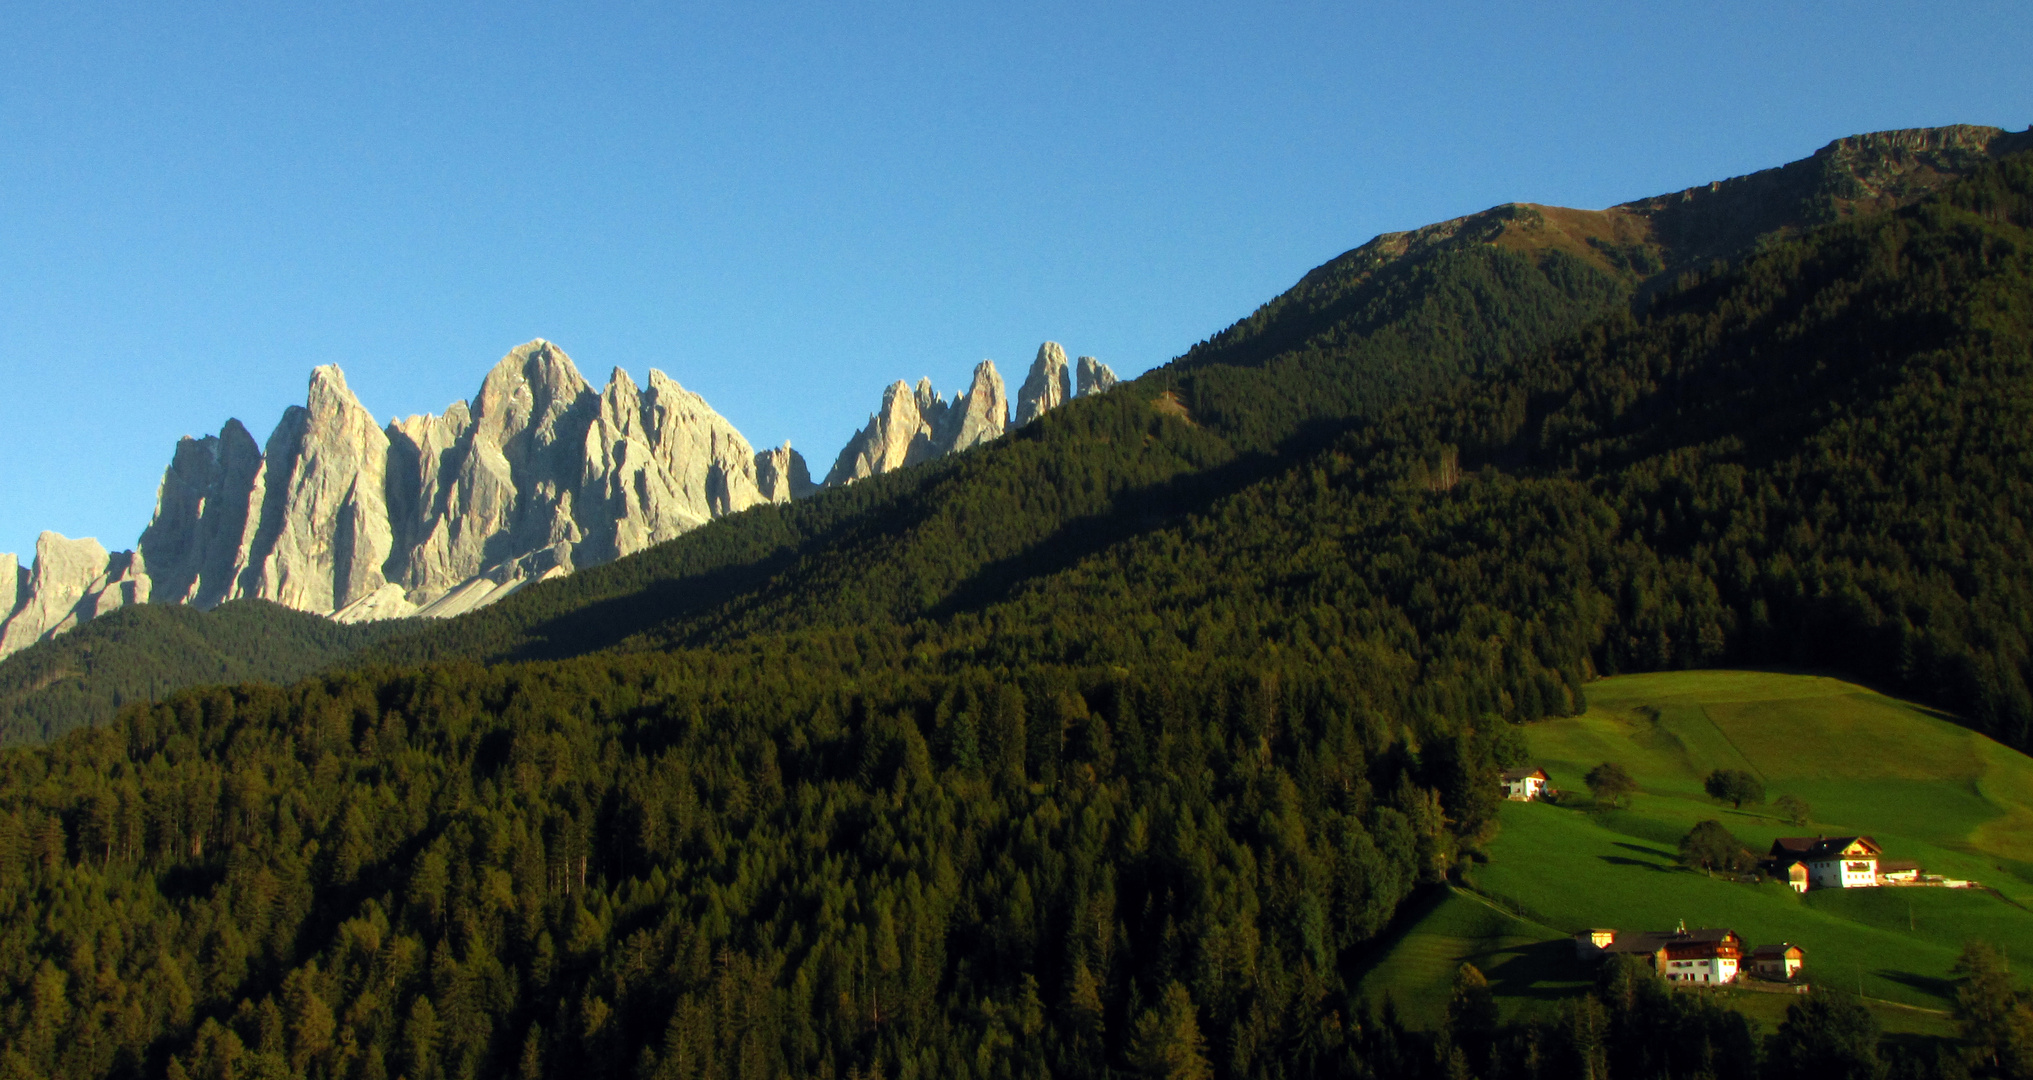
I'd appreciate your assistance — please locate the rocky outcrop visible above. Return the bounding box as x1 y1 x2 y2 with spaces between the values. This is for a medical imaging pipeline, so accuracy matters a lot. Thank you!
230 366 398 614
756 443 816 503
1 553 23 626
1076 356 1119 397
824 380 946 487
822 358 1017 487
1015 342 1071 426
6 335 1089 653
137 419 263 609
0 533 149 658
121 340 790 629
946 360 1008 452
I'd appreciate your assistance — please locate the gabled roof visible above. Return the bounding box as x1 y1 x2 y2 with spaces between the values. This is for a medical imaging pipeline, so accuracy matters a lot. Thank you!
1751 943 1805 958
1500 767 1548 782
1769 836 1880 861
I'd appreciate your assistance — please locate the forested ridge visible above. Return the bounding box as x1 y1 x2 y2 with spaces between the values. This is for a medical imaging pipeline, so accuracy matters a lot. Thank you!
2 152 2033 1079
0 604 400 748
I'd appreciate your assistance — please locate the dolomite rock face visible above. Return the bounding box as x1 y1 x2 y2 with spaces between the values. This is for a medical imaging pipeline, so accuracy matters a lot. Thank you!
229 365 397 614
1076 356 1119 397
118 339 787 631
1015 342 1071 426
6 335 1085 652
137 419 264 608
824 380 945 487
822 357 1017 488
0 532 149 659
1 553 22 625
756 443 817 503
947 360 1008 452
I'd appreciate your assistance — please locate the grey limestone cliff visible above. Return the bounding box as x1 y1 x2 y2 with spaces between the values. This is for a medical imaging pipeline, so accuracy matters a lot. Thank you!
137 419 263 609
756 443 817 503
1076 356 1119 397
0 532 149 659
229 365 398 614
9 334 1088 652
120 339 791 629
824 380 945 487
822 357 1013 487
1015 342 1071 425
947 360 1009 452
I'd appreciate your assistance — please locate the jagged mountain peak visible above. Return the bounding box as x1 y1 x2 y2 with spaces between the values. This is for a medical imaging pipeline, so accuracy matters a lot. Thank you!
9 319 1096 651
825 342 1100 488
1015 341 1071 425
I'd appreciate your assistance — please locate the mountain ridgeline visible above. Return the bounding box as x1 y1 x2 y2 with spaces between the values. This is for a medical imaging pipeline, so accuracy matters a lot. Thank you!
0 128 2031 1080
0 340 1116 666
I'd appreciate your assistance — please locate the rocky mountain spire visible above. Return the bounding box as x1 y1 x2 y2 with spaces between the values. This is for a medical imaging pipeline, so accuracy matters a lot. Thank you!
4 335 1081 652
0 532 148 659
0 553 21 622
227 365 397 614
1076 356 1119 397
947 360 1008 452
824 380 945 487
137 419 264 608
69 340 795 634
822 353 1027 488
1015 342 1071 425
756 443 816 503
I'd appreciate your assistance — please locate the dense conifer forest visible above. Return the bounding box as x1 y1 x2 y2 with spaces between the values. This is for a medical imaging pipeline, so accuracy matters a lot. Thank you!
0 604 399 748
2 151 2032 1079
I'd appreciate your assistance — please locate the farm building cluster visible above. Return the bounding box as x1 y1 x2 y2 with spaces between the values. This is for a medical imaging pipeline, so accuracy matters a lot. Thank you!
1499 767 1977 891
1574 925 1804 985
1761 836 1974 892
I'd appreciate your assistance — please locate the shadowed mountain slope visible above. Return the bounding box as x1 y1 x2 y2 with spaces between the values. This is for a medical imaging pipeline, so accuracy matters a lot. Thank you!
0 601 401 745
1172 124 2033 450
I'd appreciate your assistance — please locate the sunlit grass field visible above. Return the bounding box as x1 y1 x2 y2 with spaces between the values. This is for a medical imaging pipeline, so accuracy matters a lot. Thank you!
1355 670 2033 1035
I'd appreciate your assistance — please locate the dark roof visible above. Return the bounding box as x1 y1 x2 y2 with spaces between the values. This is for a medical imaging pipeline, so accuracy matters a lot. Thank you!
1596 928 1739 954
1500 767 1548 782
1881 859 1921 872
1752 943 1805 957
1769 836 1880 861
1601 932 1674 954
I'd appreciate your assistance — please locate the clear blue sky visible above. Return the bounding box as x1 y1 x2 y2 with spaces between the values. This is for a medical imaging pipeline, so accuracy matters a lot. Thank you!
2 1 2027 563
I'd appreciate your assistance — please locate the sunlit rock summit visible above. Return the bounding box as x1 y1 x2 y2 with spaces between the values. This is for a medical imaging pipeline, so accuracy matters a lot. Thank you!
0 337 1119 655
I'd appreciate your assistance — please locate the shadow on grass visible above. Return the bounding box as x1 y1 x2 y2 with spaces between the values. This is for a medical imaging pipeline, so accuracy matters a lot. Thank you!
1480 939 1592 1001
1601 855 1679 872
1876 969 1957 1001
1340 884 1452 991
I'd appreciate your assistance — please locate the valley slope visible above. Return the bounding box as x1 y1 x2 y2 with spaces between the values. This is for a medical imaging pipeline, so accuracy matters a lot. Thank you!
0 132 2031 1080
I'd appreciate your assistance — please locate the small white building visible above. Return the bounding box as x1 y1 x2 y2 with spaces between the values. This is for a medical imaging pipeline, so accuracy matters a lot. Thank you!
1750 943 1805 981
1501 766 1549 802
1574 926 1744 985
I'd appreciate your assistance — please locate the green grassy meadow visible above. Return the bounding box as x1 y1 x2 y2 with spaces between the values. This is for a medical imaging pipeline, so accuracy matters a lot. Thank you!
1356 670 2033 1034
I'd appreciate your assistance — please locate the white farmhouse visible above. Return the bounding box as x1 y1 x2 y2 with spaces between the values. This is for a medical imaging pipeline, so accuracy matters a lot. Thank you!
1574 925 1744 985
1767 836 1881 892
1500 766 1549 802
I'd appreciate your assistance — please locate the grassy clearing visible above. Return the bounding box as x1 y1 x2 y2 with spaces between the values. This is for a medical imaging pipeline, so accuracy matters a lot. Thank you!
1352 887 1587 1022
1361 670 2033 1033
